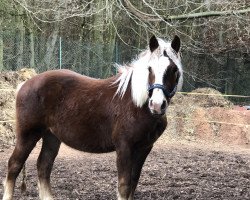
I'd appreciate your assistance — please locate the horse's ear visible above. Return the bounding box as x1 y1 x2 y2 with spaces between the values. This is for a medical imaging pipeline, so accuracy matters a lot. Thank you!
171 35 181 53
149 35 159 52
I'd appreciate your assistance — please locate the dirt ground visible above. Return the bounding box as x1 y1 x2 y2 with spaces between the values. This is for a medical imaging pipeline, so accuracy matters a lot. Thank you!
0 70 250 199
0 141 250 200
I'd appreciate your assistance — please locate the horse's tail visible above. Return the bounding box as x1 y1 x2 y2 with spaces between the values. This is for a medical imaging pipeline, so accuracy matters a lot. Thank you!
20 163 27 193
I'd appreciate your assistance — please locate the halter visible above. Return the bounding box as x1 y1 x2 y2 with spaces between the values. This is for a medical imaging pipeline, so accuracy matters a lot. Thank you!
148 83 177 98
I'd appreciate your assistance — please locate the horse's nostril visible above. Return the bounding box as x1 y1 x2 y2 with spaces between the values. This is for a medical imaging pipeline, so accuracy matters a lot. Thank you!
161 100 166 110
149 99 153 107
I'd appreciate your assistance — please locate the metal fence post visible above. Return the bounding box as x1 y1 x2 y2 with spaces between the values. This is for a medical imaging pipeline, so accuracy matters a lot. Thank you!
59 37 62 69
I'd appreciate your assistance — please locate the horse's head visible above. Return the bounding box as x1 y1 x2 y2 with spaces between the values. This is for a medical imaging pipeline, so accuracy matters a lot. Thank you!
146 35 183 115
115 35 183 116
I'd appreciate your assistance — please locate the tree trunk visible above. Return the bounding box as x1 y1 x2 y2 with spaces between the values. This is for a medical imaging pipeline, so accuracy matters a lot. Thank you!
103 27 116 77
44 25 59 70
16 9 25 69
225 53 234 95
72 21 85 74
29 30 35 69
92 0 104 78
85 42 90 76
42 27 58 70
0 16 3 71
27 1 35 69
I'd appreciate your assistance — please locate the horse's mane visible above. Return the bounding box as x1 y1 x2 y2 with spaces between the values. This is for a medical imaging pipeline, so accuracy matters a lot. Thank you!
114 38 183 108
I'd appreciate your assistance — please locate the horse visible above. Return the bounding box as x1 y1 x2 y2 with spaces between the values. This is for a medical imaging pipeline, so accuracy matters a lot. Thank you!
3 35 183 200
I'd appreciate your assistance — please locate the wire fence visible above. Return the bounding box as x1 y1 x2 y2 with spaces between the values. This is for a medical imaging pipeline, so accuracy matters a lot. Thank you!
1 34 122 77
0 31 249 104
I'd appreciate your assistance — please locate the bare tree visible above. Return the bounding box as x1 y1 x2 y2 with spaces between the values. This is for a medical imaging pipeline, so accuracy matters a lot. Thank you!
1 0 249 97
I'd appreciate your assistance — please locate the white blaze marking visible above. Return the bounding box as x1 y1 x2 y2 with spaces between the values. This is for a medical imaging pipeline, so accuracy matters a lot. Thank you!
150 56 170 104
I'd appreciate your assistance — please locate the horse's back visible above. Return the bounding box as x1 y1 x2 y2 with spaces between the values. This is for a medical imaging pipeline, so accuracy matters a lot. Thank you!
17 69 109 106
16 69 115 121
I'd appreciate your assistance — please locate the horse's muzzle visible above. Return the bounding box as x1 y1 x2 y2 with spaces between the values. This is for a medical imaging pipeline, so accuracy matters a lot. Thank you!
148 99 167 115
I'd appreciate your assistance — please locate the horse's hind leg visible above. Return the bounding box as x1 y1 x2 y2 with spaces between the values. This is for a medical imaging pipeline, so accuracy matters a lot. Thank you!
37 130 61 200
3 131 42 200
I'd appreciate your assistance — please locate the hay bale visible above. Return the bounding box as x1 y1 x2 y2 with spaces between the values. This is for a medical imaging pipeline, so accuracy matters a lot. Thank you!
167 87 234 141
187 88 233 108
17 68 37 81
0 68 37 149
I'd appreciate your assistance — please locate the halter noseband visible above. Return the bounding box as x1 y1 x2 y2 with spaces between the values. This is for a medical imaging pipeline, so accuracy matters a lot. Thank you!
148 83 177 98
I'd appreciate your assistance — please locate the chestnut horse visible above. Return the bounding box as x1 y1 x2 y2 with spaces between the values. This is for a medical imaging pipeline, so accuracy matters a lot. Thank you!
3 35 183 200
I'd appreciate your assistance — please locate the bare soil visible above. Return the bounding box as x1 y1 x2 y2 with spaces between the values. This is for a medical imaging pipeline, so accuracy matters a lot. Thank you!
0 142 250 200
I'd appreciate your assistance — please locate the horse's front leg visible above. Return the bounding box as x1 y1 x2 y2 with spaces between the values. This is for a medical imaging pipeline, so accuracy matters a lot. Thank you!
116 142 133 200
128 146 153 200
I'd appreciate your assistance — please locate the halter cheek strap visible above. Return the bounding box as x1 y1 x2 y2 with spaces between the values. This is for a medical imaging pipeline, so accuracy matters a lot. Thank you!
148 83 177 98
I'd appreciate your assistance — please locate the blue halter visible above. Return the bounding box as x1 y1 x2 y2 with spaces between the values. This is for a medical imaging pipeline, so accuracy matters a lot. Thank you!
148 83 177 98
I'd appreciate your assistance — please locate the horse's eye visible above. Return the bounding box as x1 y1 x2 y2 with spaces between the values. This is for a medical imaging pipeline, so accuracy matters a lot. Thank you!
163 50 167 57
175 70 180 82
173 67 178 77
148 67 152 73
